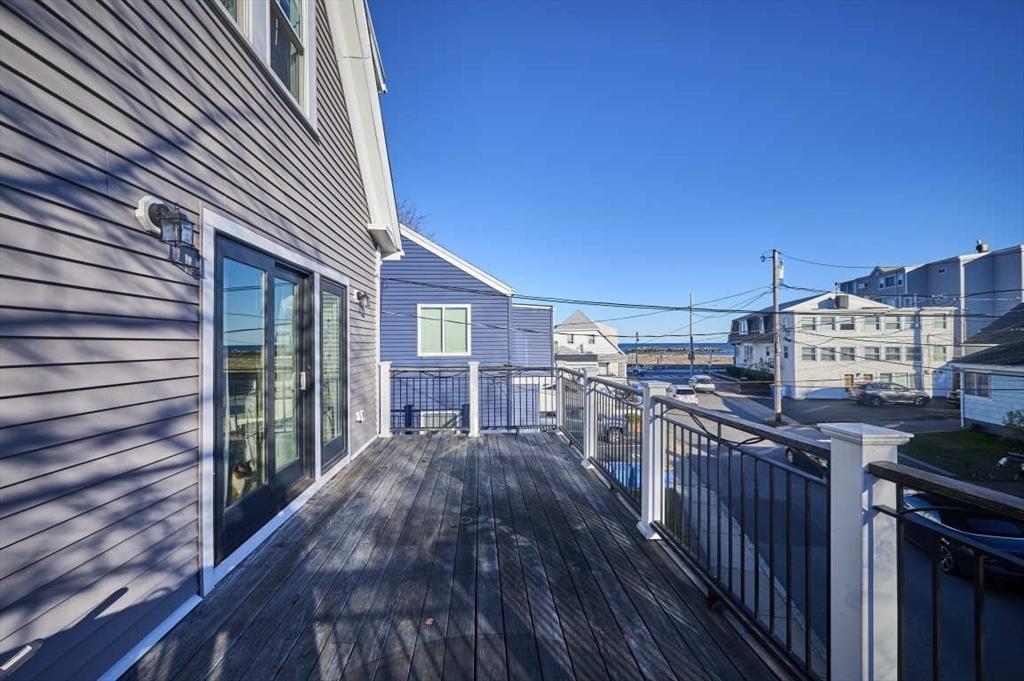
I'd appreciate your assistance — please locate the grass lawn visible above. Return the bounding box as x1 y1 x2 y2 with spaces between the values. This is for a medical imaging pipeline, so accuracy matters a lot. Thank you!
900 430 1024 484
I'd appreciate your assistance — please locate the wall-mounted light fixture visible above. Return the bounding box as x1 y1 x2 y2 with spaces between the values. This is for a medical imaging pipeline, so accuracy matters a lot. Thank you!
351 289 371 312
135 196 200 277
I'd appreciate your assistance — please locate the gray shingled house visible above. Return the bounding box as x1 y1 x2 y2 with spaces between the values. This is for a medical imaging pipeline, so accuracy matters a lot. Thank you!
0 1 402 677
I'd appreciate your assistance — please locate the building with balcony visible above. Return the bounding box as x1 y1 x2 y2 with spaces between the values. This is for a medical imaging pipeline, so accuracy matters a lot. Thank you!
729 293 956 399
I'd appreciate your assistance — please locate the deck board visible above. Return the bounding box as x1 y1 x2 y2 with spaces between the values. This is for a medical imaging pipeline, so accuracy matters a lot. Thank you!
124 433 787 681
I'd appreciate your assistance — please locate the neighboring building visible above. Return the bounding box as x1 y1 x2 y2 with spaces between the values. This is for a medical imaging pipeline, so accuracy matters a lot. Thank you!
379 226 553 431
380 225 553 368
554 310 628 377
729 293 956 400
836 242 1024 351
962 302 1024 356
0 1 401 679
952 340 1024 437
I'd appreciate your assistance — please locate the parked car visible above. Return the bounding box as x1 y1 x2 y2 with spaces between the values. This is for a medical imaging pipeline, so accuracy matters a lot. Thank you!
670 385 699 405
902 491 1024 582
850 381 930 406
596 414 629 443
785 445 829 475
946 389 961 406
689 374 716 393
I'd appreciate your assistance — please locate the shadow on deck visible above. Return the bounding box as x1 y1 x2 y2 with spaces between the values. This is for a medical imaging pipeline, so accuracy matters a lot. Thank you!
124 433 786 680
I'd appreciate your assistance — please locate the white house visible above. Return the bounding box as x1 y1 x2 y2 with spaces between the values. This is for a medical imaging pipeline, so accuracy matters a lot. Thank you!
953 341 1024 437
729 293 956 400
554 309 628 377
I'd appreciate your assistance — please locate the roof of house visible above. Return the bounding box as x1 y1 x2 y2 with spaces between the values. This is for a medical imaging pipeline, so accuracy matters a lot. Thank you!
399 225 515 296
555 309 626 357
954 339 1024 368
966 303 1024 347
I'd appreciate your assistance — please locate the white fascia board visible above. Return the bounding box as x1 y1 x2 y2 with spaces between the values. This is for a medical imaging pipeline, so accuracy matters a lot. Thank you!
512 303 553 310
325 0 402 257
400 225 515 296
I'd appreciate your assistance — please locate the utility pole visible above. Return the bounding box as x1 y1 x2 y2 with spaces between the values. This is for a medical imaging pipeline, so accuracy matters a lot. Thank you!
688 292 695 377
772 249 783 423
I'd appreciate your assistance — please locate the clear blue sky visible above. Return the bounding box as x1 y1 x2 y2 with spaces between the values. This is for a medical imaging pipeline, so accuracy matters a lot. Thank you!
370 0 1024 343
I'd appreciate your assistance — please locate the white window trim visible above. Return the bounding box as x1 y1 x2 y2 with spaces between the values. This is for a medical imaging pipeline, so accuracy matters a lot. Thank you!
214 0 318 126
416 304 472 357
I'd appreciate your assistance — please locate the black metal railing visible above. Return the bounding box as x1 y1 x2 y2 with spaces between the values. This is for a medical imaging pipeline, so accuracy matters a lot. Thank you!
590 377 643 508
478 366 558 432
653 396 831 680
558 369 585 448
389 367 469 434
870 461 1024 681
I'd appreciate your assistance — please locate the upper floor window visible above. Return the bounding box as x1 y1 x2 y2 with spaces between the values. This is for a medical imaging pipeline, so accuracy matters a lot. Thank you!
885 346 901 362
932 315 948 329
588 335 596 345
932 345 947 362
906 346 922 362
840 347 856 361
883 316 901 330
838 316 855 331
800 316 816 331
218 0 313 114
864 346 880 361
882 275 897 287
567 334 575 344
739 320 749 334
801 347 817 361
819 316 835 331
866 316 881 332
418 305 470 356
820 347 836 361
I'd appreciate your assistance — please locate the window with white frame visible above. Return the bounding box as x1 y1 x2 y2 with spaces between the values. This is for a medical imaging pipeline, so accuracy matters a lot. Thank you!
885 346 901 362
800 315 816 331
906 346 922 362
739 320 749 334
880 373 893 382
964 371 990 397
418 305 470 355
588 334 596 345
820 347 836 361
840 347 856 361
217 0 313 113
932 315 948 329
932 345 947 362
883 275 896 287
783 345 789 360
819 316 835 331
801 346 817 361
866 316 881 331
566 334 575 344
864 346 880 361
884 316 900 330
838 316 855 331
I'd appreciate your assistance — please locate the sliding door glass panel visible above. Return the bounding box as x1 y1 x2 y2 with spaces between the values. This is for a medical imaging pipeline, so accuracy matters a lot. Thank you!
322 290 342 445
222 258 268 506
274 277 299 470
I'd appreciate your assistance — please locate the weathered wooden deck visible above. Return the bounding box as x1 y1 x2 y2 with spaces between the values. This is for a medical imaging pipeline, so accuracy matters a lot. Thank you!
124 433 784 680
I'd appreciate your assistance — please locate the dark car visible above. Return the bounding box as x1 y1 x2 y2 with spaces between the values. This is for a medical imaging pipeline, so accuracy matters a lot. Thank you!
850 381 930 407
902 491 1024 582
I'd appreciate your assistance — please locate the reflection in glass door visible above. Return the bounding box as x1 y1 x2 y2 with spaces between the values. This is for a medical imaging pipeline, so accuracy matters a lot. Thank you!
321 282 347 471
215 238 311 562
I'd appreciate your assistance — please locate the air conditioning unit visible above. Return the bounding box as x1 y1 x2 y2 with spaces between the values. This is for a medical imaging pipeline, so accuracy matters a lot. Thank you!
420 410 461 431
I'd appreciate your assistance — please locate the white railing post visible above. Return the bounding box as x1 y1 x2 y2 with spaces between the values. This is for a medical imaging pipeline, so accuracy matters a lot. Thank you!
468 361 480 437
379 361 391 438
637 381 670 539
820 423 911 681
582 367 599 469
555 367 564 430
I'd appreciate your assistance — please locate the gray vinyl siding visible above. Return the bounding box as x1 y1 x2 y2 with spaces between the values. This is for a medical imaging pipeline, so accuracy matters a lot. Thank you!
381 237 512 367
0 0 380 678
511 305 554 367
